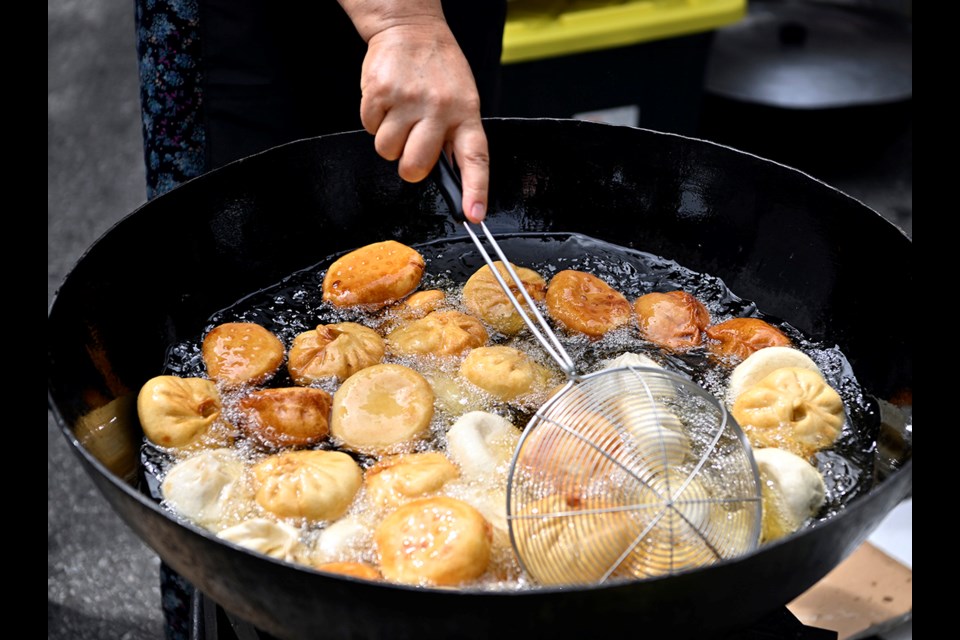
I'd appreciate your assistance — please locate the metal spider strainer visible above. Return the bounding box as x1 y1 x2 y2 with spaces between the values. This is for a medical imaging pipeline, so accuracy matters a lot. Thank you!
435 154 761 586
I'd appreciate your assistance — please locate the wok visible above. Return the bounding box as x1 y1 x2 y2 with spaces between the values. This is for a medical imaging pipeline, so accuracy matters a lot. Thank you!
47 118 912 639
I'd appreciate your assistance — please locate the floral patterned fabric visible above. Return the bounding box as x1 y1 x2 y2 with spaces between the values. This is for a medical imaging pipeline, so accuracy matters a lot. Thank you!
159 561 193 640
135 0 206 200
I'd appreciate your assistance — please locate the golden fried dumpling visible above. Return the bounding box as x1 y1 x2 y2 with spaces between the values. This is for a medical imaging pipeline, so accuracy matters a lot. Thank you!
201 322 285 387
252 450 362 522
375 496 493 586
395 290 447 320
138 376 224 449
545 270 633 338
217 518 304 562
617 473 752 579
726 346 822 407
237 387 332 448
330 364 435 454
462 262 547 335
161 448 246 528
380 290 449 334
518 394 689 496
287 322 384 385
459 346 551 401
633 291 711 351
584 359 691 472
386 311 488 357
754 447 826 543
732 367 844 459
511 493 637 585
517 408 626 496
365 452 459 509
322 240 425 308
446 411 520 479
706 318 791 362
313 561 381 581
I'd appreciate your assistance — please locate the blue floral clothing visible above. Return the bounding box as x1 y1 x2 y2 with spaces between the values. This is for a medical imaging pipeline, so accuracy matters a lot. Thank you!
135 0 205 200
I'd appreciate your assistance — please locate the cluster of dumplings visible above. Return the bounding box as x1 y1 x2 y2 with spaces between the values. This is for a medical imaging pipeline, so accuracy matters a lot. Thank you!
138 239 849 588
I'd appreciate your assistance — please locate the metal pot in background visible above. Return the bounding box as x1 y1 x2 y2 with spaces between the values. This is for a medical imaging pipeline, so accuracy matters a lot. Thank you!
700 0 912 173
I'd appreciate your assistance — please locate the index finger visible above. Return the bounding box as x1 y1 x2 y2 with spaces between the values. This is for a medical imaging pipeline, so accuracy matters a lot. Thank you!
451 123 490 224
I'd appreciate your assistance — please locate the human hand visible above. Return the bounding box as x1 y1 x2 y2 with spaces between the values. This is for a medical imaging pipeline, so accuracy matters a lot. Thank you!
340 2 488 222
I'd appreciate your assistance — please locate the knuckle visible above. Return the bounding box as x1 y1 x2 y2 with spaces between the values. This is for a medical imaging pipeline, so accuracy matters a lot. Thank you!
399 161 430 183
375 136 401 161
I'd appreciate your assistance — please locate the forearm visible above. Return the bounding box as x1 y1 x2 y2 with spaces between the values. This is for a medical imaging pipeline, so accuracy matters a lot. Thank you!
337 0 448 42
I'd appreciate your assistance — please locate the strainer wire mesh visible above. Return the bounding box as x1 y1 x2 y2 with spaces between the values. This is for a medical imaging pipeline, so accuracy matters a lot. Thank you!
506 367 762 586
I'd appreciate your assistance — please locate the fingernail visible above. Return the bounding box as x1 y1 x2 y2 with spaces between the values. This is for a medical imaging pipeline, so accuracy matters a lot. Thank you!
470 203 486 222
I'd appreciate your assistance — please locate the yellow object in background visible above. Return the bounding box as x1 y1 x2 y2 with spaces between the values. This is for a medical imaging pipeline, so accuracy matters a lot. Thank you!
503 0 747 63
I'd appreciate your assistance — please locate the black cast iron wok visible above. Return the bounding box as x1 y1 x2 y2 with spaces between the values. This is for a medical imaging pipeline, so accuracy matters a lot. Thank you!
47 118 912 639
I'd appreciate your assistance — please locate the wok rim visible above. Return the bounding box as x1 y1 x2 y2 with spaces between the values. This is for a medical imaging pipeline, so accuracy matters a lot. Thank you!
47 117 913 599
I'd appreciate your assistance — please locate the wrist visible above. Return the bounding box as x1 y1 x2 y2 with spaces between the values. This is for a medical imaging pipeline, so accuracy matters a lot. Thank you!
338 0 447 43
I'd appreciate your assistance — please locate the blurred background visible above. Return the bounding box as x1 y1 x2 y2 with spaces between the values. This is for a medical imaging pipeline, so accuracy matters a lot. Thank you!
48 1 911 638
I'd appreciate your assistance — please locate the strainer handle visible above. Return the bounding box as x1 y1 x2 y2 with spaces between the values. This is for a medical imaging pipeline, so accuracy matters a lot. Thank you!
433 153 578 377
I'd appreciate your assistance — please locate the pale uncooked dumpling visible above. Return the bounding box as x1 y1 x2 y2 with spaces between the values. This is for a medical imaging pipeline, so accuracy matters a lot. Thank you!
445 411 520 479
375 496 493 586
732 367 844 459
237 387 332 448
321 240 425 308
726 346 822 407
386 311 488 357
315 516 368 562
600 352 662 371
161 448 247 528
422 370 487 418
138 376 224 449
462 262 547 335
598 352 679 402
545 270 633 338
593 357 692 471
364 452 459 509
633 291 711 351
451 483 509 536
252 450 362 522
330 363 435 454
445 481 513 572
706 318 791 362
618 410 690 471
754 447 826 543
459 346 551 401
201 322 285 387
287 322 384 384
217 518 304 562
